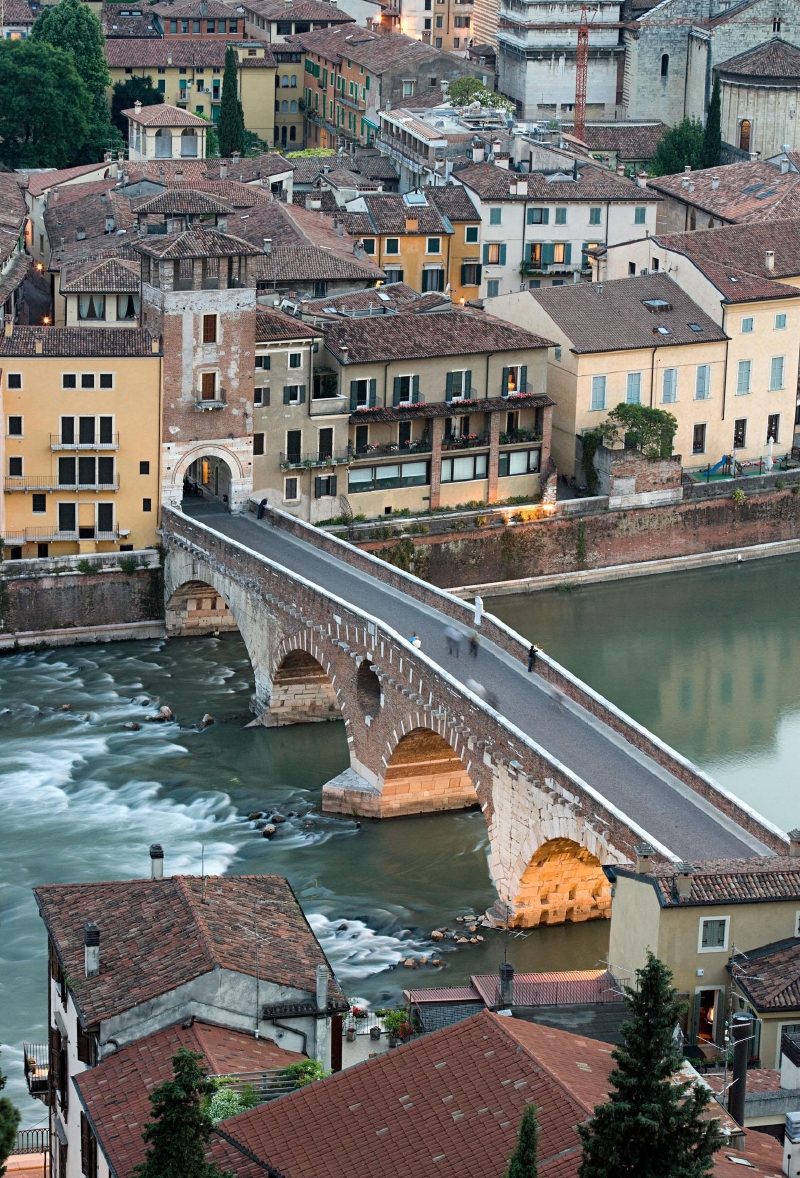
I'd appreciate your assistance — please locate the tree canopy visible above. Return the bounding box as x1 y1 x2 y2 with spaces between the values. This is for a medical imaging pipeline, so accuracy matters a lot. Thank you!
134 1049 232 1178
0 40 91 169
505 1102 539 1178
599 403 678 459
217 47 245 158
111 76 163 136
30 0 109 101
701 76 722 170
0 1052 21 1178
578 953 722 1178
649 118 705 177
446 76 514 112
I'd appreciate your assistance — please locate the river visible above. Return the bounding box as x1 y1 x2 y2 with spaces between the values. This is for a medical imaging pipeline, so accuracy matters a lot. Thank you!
2 552 799 1125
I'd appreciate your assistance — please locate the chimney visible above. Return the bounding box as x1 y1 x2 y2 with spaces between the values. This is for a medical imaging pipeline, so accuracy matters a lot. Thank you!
84 923 100 977
405 216 418 232
167 52 173 65
134 99 142 115
175 167 183 182
782 155 791 174
765 249 775 271
514 178 527 196
473 142 485 163
117 151 124 165
4 315 12 338
149 843 164 880
595 283 603 295
729 1013 752 1127
339 344 348 362
220 162 227 179
35 338 43 354
263 237 272 255
200 0 207 11
104 150 112 163
684 164 692 173
217 215 227 232
636 172 648 189
314 964 329 1063
232 151 241 163
688 182 695 193
674 862 694 900
336 221 343 237
634 843 654 874
787 829 800 857
498 961 514 1008
711 176 719 189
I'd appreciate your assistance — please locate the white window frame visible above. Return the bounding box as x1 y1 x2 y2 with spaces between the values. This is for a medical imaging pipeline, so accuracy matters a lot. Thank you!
465 225 479 244
80 372 96 391
770 355 785 391
626 372 641 404
384 238 400 255
254 386 268 406
62 373 77 390
99 372 115 390
6 414 23 437
426 237 442 254
741 316 754 333
698 914 730 953
590 374 606 412
285 383 304 405
775 313 787 330
661 368 677 404
8 454 23 477
695 364 710 401
288 351 303 370
450 370 469 400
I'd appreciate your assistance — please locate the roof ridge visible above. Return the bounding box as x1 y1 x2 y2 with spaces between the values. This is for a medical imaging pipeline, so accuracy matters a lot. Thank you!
173 876 218 968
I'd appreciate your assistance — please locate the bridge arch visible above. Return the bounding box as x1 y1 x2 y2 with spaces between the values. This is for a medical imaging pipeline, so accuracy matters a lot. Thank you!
380 725 478 817
509 835 612 928
266 643 342 727
165 443 252 512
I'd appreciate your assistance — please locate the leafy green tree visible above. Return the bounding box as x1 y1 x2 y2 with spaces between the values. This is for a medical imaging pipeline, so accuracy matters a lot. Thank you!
649 118 704 177
134 1049 232 1178
0 40 91 168
578 953 723 1178
447 77 487 105
0 1053 21 1178
600 403 678 459
218 46 245 159
701 76 722 170
505 1102 539 1178
111 75 163 136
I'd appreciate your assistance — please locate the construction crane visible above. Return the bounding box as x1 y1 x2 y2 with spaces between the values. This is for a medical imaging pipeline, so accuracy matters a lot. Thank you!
574 4 590 145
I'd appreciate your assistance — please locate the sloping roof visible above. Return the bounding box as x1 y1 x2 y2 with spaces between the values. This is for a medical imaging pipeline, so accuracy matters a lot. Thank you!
152 0 234 16
614 856 800 907
339 193 453 236
59 257 140 295
297 24 461 73
213 1011 784 1178
243 0 354 21
23 162 115 199
562 121 666 160
122 103 208 127
256 308 323 340
0 172 27 266
0 328 156 357
456 161 658 203
254 246 382 282
133 228 264 258
133 189 236 215
102 3 160 36
44 180 137 268
1 0 35 23
471 969 622 1009
652 219 800 302
34 874 345 1025
428 184 480 222
323 305 553 362
647 160 800 224
730 937 800 1012
290 156 333 185
106 38 277 67
74 1020 302 1178
355 155 400 181
717 37 800 79
0 252 30 306
529 274 727 354
124 154 292 186
305 281 425 314
321 168 382 191
230 200 384 282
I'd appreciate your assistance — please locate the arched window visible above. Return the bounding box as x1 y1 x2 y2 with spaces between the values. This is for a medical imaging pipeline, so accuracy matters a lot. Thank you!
154 126 172 158
660 53 669 78
181 126 198 157
281 74 289 87
281 125 287 145
289 125 297 140
290 74 297 86
773 16 781 32
739 119 752 152
281 99 289 113
290 99 297 113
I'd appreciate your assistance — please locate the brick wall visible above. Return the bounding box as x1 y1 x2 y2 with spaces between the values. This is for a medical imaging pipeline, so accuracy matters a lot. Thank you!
0 567 164 635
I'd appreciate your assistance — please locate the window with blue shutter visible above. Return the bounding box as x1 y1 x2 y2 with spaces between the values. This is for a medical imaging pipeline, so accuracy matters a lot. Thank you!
464 370 472 396
482 244 490 265
499 244 507 266
369 378 377 407
393 376 402 406
445 372 454 401
563 244 571 265
520 365 527 393
412 374 420 403
501 367 510 397
541 243 555 267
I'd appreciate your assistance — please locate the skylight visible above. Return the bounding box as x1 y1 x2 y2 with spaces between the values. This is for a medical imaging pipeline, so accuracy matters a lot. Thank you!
377 292 391 301
642 298 672 312
656 326 671 335
688 322 703 332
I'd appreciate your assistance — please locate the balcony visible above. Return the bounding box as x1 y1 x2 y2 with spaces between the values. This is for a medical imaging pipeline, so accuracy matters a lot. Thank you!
442 432 490 451
354 439 432 458
4 527 126 545
50 434 119 450
22 1044 49 1102
280 449 352 470
310 394 348 417
5 477 120 493
499 428 543 445
376 134 431 174
196 388 227 411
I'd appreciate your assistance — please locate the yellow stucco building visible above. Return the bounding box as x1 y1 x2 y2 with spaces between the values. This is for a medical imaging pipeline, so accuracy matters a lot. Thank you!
0 326 162 558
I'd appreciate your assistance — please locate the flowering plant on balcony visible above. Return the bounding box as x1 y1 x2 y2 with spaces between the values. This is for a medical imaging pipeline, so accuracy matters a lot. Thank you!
350 1006 368 1022
353 405 382 413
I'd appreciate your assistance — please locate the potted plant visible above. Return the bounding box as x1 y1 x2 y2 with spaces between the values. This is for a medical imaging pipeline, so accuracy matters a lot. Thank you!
346 1024 357 1042
380 1008 411 1048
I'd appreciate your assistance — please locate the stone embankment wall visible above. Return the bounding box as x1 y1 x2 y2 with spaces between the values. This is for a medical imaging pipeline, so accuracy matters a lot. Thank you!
0 552 164 644
364 486 800 590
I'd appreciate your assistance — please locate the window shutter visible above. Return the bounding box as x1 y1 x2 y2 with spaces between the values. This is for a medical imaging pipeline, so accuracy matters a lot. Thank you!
524 243 531 263
501 367 510 397
314 477 323 499
542 243 554 266
520 365 527 393
475 264 482 284
464 370 472 395
283 386 291 405
299 384 306 403
49 1026 61 1101
368 378 377 407
263 388 270 406
461 263 468 285
581 242 588 261
350 380 359 411
482 244 490 265
543 208 550 224
393 376 402 407
445 371 454 401
563 244 571 265
412 374 420 403
499 244 507 265
330 474 337 497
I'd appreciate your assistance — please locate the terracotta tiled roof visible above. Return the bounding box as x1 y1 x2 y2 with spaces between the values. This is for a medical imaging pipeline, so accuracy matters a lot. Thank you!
59 257 140 294
231 200 384 282
122 103 208 127
74 1020 302 1178
355 156 399 181
0 253 30 306
23 162 115 199
717 37 800 79
471 969 622 1008
105 38 277 67
256 308 323 340
305 281 425 314
0 328 157 357
321 168 382 190
243 0 354 21
610 855 800 906
254 246 382 282
349 391 553 424
324 305 553 363
562 122 666 160
652 219 800 302
405 985 483 1002
0 172 28 266
731 937 800 1012
34 874 346 1025
529 274 727 353
297 24 462 73
647 160 800 224
706 1068 782 1095
456 161 658 203
1 0 35 23
292 189 339 212
102 3 160 36
428 184 480 222
133 228 264 258
152 0 234 16
338 193 453 237
45 181 137 268
290 156 333 185
133 189 236 215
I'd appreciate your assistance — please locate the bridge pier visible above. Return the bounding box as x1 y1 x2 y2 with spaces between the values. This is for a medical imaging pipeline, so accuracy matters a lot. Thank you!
263 650 341 727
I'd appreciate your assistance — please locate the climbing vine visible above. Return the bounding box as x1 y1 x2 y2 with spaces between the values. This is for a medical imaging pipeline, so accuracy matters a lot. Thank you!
580 428 605 496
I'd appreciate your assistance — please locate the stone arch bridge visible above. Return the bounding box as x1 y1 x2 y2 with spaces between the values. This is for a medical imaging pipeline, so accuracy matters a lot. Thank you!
162 505 787 928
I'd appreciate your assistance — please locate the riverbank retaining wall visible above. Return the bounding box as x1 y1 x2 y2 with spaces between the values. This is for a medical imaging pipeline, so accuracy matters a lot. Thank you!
0 552 164 647
359 485 800 589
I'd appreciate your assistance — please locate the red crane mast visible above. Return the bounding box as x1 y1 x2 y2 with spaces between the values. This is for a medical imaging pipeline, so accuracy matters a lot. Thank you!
574 4 589 144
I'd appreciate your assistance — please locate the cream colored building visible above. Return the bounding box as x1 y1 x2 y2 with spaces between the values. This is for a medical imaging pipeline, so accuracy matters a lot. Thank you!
598 221 800 459
605 851 800 1072
0 325 162 558
717 40 800 159
492 274 732 481
123 101 208 162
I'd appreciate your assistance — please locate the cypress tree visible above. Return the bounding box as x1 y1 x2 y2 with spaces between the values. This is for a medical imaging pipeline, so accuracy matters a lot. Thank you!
218 47 245 159
701 76 723 169
0 1052 21 1178
133 1049 231 1178
578 953 722 1178
505 1102 539 1178
649 119 704 176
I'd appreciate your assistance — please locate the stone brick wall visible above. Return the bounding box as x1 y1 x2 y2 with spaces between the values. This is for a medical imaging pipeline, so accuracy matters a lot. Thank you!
0 566 164 635
594 446 682 497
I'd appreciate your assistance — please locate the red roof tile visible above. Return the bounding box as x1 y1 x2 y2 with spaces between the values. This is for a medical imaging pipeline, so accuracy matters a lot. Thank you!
123 103 208 126
0 327 157 358
717 37 800 79
256 309 323 340
731 937 800 1012
24 162 116 199
618 856 800 907
647 160 800 224
652 219 800 302
106 38 276 67
456 161 659 203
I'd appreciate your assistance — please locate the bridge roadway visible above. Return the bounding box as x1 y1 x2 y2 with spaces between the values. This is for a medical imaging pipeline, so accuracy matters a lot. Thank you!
183 500 774 862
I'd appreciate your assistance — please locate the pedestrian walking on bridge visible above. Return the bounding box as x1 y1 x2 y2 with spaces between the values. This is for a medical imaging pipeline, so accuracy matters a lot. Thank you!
444 626 463 657
527 644 539 673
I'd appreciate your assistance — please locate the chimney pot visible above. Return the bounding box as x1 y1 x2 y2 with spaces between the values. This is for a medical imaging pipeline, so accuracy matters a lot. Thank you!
149 843 164 879
787 829 800 857
674 862 694 900
219 163 227 179
315 963 329 1012
84 922 100 977
765 249 775 271
711 176 719 189
263 237 272 255
595 283 603 295
498 960 514 1007
634 843 654 873
35 338 43 354
134 99 142 114
4 315 12 339
684 164 692 173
